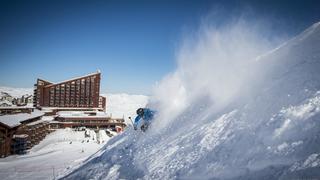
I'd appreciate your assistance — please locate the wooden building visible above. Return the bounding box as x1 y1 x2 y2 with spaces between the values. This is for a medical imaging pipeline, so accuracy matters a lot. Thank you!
33 71 106 110
0 107 35 115
0 110 52 157
52 111 126 130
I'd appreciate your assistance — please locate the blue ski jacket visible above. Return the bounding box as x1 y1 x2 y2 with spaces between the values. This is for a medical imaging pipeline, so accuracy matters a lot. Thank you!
134 108 155 128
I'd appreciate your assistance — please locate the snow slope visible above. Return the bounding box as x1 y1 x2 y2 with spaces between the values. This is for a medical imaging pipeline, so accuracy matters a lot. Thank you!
0 87 147 179
0 129 105 180
63 22 320 179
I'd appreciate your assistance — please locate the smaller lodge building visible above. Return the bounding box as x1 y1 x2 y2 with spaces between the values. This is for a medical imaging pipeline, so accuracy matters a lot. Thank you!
0 107 50 157
0 106 126 157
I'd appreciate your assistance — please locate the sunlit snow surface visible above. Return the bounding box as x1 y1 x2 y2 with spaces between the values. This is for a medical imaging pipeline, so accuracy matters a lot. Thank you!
0 93 148 180
63 22 320 180
0 129 104 180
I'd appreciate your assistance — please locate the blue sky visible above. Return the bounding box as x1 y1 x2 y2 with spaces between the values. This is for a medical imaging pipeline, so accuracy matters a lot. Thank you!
1 0 320 94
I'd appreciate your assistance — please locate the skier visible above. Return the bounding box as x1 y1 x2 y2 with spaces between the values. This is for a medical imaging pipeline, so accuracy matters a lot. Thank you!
133 108 155 132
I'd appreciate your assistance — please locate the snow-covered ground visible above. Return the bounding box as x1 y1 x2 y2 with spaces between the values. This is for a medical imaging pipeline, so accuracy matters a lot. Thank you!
63 22 320 179
0 90 148 179
0 129 104 180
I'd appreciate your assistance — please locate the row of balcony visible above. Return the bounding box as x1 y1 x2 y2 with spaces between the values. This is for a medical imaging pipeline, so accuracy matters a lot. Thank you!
49 91 97 97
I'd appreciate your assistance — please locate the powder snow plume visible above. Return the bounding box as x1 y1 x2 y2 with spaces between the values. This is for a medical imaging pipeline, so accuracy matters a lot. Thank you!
62 20 320 179
149 19 277 132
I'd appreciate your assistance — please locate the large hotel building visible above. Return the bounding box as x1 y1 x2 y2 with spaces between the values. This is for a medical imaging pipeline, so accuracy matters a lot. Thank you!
0 72 128 158
33 71 106 109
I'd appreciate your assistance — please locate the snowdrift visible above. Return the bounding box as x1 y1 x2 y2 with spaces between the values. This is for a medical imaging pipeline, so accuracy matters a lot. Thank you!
62 22 320 180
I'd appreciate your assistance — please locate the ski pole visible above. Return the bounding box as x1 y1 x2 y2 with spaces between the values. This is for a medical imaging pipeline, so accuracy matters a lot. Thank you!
128 117 134 126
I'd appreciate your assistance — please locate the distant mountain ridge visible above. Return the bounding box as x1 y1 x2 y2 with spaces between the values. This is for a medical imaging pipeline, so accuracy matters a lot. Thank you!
0 86 33 98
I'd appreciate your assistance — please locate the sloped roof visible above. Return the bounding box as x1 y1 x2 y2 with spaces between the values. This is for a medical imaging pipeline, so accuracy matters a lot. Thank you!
0 109 44 128
45 72 100 87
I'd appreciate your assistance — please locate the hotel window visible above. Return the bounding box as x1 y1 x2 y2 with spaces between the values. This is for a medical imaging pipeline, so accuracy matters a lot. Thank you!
76 80 80 93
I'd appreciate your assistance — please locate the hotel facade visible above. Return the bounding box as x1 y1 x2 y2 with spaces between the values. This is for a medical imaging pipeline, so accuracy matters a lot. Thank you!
33 72 106 110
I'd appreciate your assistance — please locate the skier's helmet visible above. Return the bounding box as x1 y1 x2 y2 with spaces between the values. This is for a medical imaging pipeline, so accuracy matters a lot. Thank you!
136 108 144 116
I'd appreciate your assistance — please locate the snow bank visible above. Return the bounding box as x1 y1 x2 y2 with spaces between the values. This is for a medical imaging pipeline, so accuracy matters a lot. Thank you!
97 130 110 144
64 21 320 179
